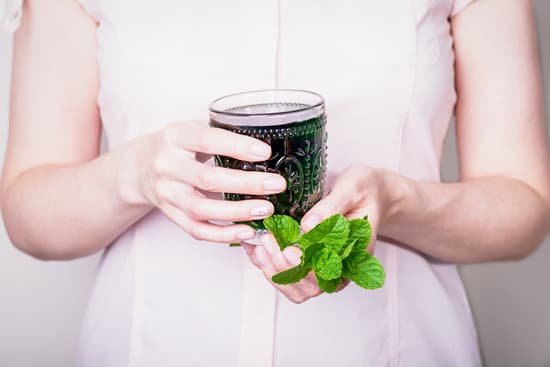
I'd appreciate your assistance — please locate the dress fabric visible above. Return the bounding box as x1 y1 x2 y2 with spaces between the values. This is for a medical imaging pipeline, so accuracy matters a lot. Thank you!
3 0 481 366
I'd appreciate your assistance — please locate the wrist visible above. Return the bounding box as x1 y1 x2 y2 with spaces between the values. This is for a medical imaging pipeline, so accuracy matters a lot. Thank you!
375 168 414 226
114 133 159 207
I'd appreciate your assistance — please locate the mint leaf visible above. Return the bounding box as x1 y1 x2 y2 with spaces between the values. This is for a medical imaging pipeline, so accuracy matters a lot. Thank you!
340 239 356 259
316 274 341 293
272 263 310 285
299 214 350 250
342 250 370 276
343 252 385 290
264 215 301 250
303 243 324 267
311 247 343 280
347 218 371 251
260 214 385 292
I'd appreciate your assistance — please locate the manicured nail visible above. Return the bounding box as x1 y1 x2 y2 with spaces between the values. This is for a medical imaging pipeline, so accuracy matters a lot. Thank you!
302 214 322 232
236 229 255 240
263 177 286 192
250 143 271 158
283 247 302 266
250 205 273 218
242 243 253 256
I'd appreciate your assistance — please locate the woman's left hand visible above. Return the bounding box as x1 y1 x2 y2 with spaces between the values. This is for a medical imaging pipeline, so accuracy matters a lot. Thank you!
242 165 395 304
242 235 330 304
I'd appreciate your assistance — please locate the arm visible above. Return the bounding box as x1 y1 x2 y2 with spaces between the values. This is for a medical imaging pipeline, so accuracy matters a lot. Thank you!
1 0 286 260
294 0 550 264
0 0 152 260
380 0 550 262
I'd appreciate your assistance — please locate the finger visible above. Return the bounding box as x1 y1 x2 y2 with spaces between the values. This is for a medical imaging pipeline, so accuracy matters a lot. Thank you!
241 243 254 256
262 234 295 272
254 246 278 276
167 122 273 162
160 202 256 243
156 179 275 221
242 244 265 268
300 190 354 232
281 246 303 267
279 245 321 296
184 160 287 195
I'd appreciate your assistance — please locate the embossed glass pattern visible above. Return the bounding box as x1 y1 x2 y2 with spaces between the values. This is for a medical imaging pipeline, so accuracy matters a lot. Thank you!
209 90 327 230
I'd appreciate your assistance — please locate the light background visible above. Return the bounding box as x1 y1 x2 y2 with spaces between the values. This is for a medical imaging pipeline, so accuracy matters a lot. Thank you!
0 2 549 366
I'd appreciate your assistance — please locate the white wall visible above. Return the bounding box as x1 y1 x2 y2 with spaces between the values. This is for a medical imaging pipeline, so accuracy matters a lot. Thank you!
0 3 549 367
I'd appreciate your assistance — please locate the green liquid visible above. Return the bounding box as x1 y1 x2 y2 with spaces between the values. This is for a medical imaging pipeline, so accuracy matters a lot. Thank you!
210 103 327 227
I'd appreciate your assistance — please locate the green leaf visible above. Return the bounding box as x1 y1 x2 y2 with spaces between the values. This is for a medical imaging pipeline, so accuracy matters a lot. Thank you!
316 274 341 293
342 250 370 277
303 243 324 266
299 214 350 250
347 218 371 251
263 215 301 250
229 243 241 247
272 263 311 285
340 239 356 259
311 247 343 280
345 253 385 290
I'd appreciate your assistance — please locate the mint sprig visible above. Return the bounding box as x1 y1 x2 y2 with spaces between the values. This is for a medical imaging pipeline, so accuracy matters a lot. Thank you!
264 214 385 293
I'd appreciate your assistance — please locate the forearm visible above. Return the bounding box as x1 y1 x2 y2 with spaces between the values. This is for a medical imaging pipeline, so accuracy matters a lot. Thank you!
0 136 154 260
380 172 550 263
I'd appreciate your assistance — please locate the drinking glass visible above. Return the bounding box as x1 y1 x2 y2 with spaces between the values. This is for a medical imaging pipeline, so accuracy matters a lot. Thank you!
209 89 327 243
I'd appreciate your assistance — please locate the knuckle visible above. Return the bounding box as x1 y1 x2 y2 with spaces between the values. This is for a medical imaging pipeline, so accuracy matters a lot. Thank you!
160 126 173 145
245 176 264 194
290 294 306 304
196 169 216 191
228 136 247 156
188 226 204 241
193 128 211 152
152 154 169 176
184 199 203 219
154 180 172 203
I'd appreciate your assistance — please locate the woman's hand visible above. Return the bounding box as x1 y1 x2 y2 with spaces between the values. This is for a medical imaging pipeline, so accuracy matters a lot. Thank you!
130 121 287 243
242 235 348 304
300 165 396 250
243 164 392 303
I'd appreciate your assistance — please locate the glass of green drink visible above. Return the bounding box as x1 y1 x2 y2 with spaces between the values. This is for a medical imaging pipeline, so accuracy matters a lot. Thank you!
209 89 327 243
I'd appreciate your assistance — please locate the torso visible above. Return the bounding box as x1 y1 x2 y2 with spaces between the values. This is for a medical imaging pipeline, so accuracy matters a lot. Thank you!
76 1 482 366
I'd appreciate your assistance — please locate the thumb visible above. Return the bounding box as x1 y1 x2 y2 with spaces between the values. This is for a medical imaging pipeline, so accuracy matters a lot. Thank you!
300 192 350 232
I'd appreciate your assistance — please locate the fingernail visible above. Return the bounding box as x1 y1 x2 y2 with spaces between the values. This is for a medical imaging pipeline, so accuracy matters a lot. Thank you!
250 143 271 159
263 177 287 192
242 243 253 255
250 205 274 218
283 247 302 266
302 214 322 232
236 229 255 240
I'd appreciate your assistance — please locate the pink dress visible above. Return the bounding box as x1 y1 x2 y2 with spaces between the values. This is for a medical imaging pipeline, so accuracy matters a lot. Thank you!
3 0 482 366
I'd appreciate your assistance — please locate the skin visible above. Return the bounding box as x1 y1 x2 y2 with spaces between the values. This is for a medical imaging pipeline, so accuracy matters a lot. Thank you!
1 0 549 305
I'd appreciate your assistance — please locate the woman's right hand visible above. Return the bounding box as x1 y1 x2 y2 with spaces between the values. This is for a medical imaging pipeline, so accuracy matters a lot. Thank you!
131 121 287 243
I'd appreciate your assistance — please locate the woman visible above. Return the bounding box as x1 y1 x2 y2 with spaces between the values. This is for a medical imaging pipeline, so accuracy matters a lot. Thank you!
1 0 549 366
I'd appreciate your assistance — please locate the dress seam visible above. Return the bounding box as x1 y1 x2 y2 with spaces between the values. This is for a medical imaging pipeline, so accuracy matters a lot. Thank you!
388 1 419 364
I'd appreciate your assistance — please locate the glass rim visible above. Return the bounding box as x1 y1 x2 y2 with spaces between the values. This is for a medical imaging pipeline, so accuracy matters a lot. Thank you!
208 89 325 117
